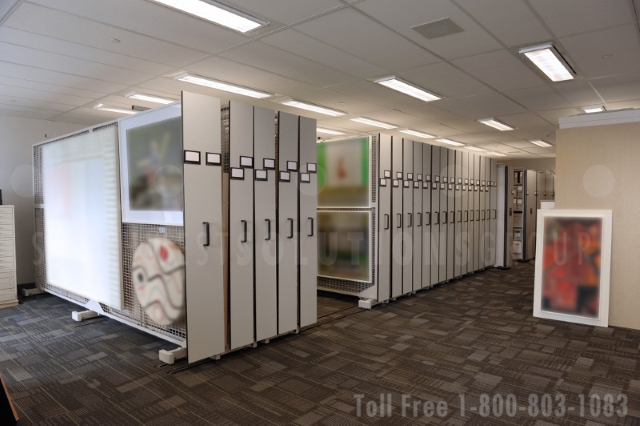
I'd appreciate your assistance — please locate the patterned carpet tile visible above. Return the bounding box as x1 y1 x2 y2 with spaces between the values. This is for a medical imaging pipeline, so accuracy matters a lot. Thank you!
1 262 639 424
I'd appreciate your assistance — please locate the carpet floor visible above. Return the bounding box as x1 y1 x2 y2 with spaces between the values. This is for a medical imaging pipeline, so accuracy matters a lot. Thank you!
1 263 639 425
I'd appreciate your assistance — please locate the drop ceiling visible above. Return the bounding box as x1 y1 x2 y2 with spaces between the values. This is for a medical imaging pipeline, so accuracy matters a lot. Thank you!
1 0 640 158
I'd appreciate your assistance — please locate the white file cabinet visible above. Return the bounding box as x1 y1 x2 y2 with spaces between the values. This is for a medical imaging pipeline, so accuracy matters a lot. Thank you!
0 206 17 307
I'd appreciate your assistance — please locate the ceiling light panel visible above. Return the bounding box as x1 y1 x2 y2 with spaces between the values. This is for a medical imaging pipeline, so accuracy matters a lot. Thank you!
486 151 507 157
465 146 486 152
175 73 273 99
149 0 266 33
582 106 604 113
350 117 397 129
374 76 441 102
279 99 346 117
317 128 345 136
529 139 552 147
400 129 435 139
477 118 514 131
125 92 175 105
436 138 465 147
93 103 137 115
519 43 574 82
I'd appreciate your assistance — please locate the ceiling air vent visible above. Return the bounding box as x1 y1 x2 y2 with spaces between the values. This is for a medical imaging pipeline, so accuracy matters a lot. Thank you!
412 18 464 40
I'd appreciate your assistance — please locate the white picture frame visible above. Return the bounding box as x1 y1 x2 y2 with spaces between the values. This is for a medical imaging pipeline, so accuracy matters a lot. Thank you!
118 103 183 226
533 209 613 327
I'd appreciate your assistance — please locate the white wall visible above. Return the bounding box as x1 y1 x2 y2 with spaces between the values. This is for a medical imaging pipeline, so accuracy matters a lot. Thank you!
0 115 83 284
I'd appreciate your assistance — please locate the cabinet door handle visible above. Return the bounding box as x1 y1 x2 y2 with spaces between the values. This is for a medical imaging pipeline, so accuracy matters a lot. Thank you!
397 213 402 228
308 217 314 237
425 212 431 225
288 218 294 239
434 212 439 224
203 222 210 247
417 212 422 227
384 214 390 230
408 213 412 227
265 219 271 241
241 220 248 243
442 211 447 224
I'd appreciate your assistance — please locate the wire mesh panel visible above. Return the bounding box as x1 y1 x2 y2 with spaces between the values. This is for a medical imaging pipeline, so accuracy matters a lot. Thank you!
317 207 377 296
104 223 186 340
33 122 186 344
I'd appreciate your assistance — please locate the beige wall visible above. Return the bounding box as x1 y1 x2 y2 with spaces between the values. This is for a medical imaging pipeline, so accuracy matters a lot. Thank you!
556 122 640 330
0 115 83 284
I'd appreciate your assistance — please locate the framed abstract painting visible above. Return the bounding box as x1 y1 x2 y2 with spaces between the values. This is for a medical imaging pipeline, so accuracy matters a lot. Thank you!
533 210 612 327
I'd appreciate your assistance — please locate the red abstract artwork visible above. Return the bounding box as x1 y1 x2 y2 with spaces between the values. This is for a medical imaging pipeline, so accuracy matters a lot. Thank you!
541 217 603 318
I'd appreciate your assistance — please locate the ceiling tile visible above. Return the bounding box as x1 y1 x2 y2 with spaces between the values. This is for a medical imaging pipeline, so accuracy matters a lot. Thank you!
551 80 602 107
0 75 107 100
606 99 640 111
0 61 128 93
412 124 465 138
461 93 528 117
327 79 425 109
0 84 93 107
289 88 379 114
399 62 492 99
528 0 634 38
5 3 208 67
591 73 640 103
219 41 356 87
495 112 550 128
0 27 173 75
354 0 502 59
523 147 554 154
261 29 387 78
185 56 318 95
0 42 152 86
442 119 492 134
536 108 581 125
454 0 552 47
452 49 546 91
26 0 249 55
225 0 345 25
0 94 76 113
394 103 467 123
503 140 536 149
502 85 572 111
294 7 439 70
433 98 481 118
0 104 57 121
561 25 640 79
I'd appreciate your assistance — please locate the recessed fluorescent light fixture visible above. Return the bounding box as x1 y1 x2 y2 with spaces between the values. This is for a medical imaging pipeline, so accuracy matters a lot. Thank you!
582 106 605 114
125 91 175 105
93 103 137 115
317 127 345 136
401 129 435 139
175 73 272 99
486 151 507 157
279 99 345 117
477 118 514 131
350 117 397 130
465 146 486 152
529 139 552 147
149 0 266 33
519 43 574 82
436 138 465 147
374 76 441 102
